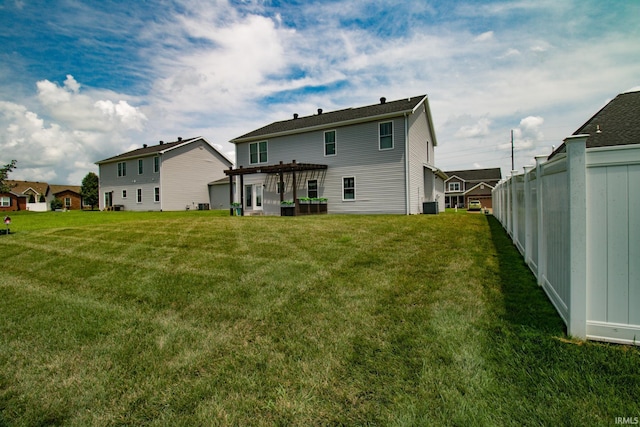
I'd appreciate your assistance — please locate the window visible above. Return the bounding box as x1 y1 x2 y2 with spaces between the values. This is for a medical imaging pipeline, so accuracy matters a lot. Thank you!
0 197 10 207
249 141 267 164
324 130 336 156
118 162 127 177
379 121 393 150
245 185 253 207
64 197 71 207
138 159 144 174
308 180 318 198
343 177 355 200
448 182 461 192
154 156 159 173
122 190 127 199
154 187 160 203
137 188 142 203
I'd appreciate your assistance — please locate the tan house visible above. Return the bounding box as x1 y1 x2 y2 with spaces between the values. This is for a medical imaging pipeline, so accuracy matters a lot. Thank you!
444 168 502 209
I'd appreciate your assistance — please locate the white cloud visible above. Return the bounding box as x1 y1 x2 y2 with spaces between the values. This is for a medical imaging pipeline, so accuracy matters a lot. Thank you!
455 117 492 138
474 31 494 42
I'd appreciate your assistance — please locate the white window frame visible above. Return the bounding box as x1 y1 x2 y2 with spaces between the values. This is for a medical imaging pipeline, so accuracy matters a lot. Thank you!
117 161 127 177
122 189 127 199
307 179 318 198
0 196 10 207
136 188 142 204
324 130 336 156
249 141 268 164
154 156 159 173
138 159 144 175
154 187 160 203
342 176 356 201
379 121 393 150
64 197 71 207
448 182 461 192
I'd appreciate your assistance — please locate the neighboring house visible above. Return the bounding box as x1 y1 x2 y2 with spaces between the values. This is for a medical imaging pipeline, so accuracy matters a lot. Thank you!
549 90 640 158
96 136 233 211
443 168 502 209
50 185 84 210
225 95 447 215
3 180 50 211
0 190 27 212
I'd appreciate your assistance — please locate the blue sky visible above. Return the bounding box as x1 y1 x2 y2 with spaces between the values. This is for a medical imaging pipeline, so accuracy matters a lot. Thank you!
1 0 639 183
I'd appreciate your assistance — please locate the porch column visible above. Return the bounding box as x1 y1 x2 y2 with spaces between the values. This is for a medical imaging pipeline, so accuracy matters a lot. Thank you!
228 167 234 216
239 169 245 217
279 161 284 203
292 160 297 214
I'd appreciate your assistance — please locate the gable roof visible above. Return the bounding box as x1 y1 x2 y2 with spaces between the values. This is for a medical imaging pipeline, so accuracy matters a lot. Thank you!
549 90 640 159
95 136 233 166
444 168 502 183
5 180 49 196
231 95 430 143
50 184 81 196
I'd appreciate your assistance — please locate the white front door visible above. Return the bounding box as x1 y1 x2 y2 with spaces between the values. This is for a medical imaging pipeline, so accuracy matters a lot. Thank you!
244 184 263 211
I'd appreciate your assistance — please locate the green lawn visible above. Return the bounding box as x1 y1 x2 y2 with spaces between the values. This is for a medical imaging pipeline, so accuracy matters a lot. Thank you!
0 210 638 426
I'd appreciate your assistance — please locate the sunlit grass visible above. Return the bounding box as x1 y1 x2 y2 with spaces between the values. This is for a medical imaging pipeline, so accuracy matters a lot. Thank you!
0 210 638 425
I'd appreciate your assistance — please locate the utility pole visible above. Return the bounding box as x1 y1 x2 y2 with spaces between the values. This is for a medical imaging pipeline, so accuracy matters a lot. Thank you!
511 129 514 171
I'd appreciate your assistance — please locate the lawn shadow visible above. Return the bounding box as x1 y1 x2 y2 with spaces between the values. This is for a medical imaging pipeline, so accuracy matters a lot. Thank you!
485 215 566 336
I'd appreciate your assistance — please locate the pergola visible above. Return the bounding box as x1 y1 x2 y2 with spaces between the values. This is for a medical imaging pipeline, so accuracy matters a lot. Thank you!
223 160 328 216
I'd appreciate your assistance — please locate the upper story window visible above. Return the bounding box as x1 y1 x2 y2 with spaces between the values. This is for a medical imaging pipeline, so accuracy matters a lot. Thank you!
154 156 159 173
448 182 461 192
138 159 144 175
250 141 268 164
379 121 393 150
324 130 336 156
117 161 127 177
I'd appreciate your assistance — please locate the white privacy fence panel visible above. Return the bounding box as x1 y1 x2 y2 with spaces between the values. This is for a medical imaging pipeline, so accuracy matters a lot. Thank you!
493 137 640 345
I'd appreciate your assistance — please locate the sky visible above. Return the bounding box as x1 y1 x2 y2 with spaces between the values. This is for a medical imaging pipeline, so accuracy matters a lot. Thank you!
1 0 639 184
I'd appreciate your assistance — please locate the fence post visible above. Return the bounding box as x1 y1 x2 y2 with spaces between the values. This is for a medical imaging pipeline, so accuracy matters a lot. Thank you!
510 170 518 240
523 165 534 267
566 135 588 339
535 155 547 287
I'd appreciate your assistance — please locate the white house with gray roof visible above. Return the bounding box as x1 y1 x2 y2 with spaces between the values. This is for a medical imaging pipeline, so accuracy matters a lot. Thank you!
96 136 233 211
226 95 446 215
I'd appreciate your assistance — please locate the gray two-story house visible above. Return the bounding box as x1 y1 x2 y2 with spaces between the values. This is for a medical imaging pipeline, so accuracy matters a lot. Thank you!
96 136 232 211
225 95 446 215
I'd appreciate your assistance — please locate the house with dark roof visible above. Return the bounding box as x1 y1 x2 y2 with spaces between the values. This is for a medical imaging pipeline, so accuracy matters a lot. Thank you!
443 168 502 209
549 90 640 159
225 95 447 215
96 136 233 211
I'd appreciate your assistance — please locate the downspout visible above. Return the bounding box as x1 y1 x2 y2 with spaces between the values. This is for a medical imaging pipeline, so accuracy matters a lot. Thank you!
404 112 410 215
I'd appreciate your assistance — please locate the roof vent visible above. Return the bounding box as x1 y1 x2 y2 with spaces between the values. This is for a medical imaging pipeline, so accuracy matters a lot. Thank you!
159 140 164 145
293 113 299 119
178 137 183 141
143 144 148 148
380 97 386 104
317 108 323 115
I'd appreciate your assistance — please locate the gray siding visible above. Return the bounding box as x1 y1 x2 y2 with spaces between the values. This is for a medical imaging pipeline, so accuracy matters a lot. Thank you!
161 141 231 211
407 106 433 214
236 118 408 214
98 138 232 211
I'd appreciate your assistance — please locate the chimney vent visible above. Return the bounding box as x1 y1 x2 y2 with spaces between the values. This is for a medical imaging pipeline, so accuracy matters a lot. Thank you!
159 140 164 145
380 97 386 104
317 108 323 115
178 137 183 141
293 113 299 119
143 144 148 148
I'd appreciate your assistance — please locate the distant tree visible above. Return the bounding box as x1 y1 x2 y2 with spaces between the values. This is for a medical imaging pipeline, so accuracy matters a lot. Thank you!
0 160 17 193
81 172 99 210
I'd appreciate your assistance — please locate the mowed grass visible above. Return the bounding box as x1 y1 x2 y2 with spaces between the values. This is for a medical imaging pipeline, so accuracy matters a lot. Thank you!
0 210 638 426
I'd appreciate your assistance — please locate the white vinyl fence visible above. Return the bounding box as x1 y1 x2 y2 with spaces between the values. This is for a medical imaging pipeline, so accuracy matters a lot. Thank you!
493 135 640 345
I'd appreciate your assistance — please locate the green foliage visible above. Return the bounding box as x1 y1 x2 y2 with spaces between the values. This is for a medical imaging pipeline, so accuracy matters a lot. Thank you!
80 172 99 210
0 211 638 425
39 195 45 203
0 159 17 193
